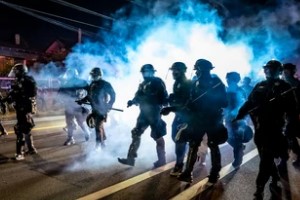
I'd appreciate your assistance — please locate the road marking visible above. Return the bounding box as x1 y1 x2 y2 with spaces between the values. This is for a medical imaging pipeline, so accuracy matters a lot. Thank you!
6 124 65 134
77 161 177 200
170 148 258 200
78 148 258 200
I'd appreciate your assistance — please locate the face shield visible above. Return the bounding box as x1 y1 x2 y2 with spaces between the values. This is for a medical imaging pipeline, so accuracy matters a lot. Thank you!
142 70 154 79
90 74 101 81
8 68 15 78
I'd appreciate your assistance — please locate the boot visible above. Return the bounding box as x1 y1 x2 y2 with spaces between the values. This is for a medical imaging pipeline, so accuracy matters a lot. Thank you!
153 137 166 168
208 144 221 184
178 145 198 183
253 186 264 200
118 136 140 167
64 137 75 146
170 163 183 177
118 157 135 166
232 144 244 169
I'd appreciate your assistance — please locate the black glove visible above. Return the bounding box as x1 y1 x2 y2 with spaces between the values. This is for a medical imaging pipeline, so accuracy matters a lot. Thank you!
160 107 173 116
127 100 134 108
75 99 83 105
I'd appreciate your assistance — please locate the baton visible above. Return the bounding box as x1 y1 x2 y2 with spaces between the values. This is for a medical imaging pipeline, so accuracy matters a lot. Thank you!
75 100 124 112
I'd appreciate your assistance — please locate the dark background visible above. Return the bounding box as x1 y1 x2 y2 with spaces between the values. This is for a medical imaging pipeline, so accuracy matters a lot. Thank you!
0 0 129 50
0 0 291 51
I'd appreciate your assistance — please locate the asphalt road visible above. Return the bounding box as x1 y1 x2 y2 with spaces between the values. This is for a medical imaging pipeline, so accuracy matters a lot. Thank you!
0 115 299 200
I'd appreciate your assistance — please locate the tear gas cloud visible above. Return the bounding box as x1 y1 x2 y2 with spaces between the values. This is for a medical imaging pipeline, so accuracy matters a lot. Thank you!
56 0 300 171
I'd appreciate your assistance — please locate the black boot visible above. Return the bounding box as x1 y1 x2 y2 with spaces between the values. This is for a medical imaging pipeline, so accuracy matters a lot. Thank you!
207 144 221 185
232 144 245 169
253 186 264 200
178 145 198 183
118 157 135 166
118 136 140 167
153 137 166 168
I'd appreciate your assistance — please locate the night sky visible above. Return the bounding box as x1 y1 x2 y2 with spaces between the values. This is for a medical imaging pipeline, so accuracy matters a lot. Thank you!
0 0 299 55
0 0 129 50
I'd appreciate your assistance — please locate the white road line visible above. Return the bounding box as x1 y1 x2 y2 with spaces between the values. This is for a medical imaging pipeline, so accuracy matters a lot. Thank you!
6 124 65 134
170 148 258 200
78 148 258 200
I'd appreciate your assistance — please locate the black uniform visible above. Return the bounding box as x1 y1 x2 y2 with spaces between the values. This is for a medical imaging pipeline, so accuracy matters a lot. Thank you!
82 79 116 148
119 75 168 168
58 76 90 145
235 78 297 197
5 71 37 158
0 93 8 136
178 74 228 183
282 64 300 167
169 76 192 172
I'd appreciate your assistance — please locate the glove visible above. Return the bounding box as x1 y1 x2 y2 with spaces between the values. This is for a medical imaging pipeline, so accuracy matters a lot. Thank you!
127 100 134 108
160 107 173 116
75 99 83 105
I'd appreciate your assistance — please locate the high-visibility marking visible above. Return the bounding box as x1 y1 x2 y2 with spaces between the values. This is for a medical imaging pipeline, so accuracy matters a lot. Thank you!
78 148 258 200
171 148 258 200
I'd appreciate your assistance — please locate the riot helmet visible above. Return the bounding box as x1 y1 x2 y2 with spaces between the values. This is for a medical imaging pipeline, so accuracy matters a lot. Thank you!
226 72 241 84
194 59 214 78
242 76 251 85
263 60 282 79
282 63 297 80
194 59 214 71
283 63 296 73
170 62 187 71
170 62 187 80
140 64 155 79
90 67 102 81
8 63 28 78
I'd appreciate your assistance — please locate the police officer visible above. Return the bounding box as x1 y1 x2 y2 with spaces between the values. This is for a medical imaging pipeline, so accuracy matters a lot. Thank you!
176 59 228 184
57 68 90 146
161 62 192 176
0 93 8 137
241 76 254 98
282 63 300 168
224 72 249 169
118 64 168 168
77 67 116 149
234 60 298 199
4 63 38 160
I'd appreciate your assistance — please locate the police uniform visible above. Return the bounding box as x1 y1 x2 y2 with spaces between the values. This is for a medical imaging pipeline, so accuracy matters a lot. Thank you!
235 60 298 199
166 62 193 176
177 59 228 184
5 64 37 160
282 63 300 167
83 75 115 148
118 64 168 168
